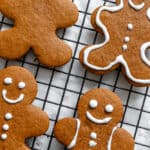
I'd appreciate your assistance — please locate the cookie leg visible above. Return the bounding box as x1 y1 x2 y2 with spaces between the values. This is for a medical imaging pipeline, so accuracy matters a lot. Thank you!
79 44 120 74
121 55 150 86
33 34 72 67
0 28 29 59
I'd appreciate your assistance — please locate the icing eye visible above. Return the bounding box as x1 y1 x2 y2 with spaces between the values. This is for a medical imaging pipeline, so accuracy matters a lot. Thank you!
89 99 98 109
4 77 13 85
18 82 26 89
105 104 114 113
147 8 150 20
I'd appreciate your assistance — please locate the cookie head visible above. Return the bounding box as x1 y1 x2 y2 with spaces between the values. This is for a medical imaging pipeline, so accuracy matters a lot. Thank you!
78 89 123 126
0 66 37 105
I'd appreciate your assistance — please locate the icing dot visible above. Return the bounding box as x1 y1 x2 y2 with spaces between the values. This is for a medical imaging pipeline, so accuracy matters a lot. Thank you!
124 36 130 43
4 77 12 85
1 134 7 140
18 82 26 89
122 44 128 51
2 124 9 131
105 104 114 113
127 23 133 30
89 100 98 109
89 140 97 147
5 113 13 120
90 132 97 139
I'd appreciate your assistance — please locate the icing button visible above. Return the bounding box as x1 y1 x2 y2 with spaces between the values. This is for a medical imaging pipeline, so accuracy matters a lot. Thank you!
147 8 150 20
127 23 133 30
5 113 13 120
1 134 7 140
124 36 130 43
122 44 128 51
2 124 9 131
89 140 97 147
90 132 97 139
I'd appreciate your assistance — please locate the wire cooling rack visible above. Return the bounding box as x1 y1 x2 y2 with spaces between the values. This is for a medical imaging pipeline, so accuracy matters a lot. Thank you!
0 0 150 149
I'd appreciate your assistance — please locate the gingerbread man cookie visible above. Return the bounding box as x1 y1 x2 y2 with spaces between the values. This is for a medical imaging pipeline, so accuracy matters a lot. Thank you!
0 66 49 149
0 0 78 67
79 0 150 86
54 88 134 150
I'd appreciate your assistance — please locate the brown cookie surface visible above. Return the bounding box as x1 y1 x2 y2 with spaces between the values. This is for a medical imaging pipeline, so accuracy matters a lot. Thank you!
54 88 135 150
0 0 78 67
0 66 49 149
79 0 150 87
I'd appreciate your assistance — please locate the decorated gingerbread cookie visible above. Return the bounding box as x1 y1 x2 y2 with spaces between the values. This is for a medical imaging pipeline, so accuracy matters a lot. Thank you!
79 0 150 86
0 0 78 67
0 66 49 149
54 88 134 150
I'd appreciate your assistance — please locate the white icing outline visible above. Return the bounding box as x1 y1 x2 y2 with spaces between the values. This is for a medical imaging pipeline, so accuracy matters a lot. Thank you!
2 89 24 104
83 0 150 84
68 119 80 149
86 111 112 124
67 119 118 149
107 126 118 150
128 0 145 10
147 8 150 20
140 42 150 66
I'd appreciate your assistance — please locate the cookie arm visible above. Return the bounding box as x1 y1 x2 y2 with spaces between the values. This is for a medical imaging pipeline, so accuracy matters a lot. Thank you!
23 105 49 137
0 28 30 59
54 118 80 148
50 0 78 28
0 0 16 18
111 128 135 150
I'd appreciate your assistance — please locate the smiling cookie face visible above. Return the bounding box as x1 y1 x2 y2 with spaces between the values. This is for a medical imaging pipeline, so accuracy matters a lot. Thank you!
78 89 123 126
0 66 37 105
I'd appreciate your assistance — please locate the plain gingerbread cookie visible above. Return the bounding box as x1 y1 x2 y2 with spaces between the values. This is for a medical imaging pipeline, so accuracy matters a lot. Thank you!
79 0 150 86
0 66 49 150
0 0 78 67
54 88 134 150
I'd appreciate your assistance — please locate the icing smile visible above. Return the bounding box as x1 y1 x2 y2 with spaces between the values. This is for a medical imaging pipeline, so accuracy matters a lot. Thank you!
86 111 112 124
2 89 24 104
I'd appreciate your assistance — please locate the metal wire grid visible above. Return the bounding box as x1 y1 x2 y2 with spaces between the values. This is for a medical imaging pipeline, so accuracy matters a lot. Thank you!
0 0 150 149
